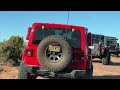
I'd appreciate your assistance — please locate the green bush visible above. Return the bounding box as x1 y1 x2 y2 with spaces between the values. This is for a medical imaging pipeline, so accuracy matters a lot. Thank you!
0 36 24 65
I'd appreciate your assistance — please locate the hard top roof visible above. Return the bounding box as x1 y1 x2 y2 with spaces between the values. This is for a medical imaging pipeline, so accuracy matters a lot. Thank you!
32 22 86 29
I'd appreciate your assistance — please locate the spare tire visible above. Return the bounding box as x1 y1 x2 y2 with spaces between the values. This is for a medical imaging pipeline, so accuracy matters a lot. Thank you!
37 35 72 72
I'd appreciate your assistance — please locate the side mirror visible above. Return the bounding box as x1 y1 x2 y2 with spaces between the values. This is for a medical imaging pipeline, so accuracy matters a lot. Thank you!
88 46 95 50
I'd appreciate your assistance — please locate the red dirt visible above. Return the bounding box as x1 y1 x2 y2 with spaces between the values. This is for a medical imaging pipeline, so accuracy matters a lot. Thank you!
0 56 120 79
93 56 120 79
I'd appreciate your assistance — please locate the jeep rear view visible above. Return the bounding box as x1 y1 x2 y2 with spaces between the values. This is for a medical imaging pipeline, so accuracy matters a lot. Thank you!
92 34 111 65
18 23 93 79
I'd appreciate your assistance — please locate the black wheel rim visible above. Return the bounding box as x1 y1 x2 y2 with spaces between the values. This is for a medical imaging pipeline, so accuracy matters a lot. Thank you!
45 43 63 63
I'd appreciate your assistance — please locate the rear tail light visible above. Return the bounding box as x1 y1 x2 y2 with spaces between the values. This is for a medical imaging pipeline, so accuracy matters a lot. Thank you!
102 45 105 50
25 49 33 57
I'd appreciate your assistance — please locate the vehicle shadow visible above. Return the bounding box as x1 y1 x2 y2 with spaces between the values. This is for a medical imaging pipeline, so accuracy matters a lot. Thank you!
92 59 102 63
92 59 120 66
111 54 120 58
93 75 120 79
109 61 120 66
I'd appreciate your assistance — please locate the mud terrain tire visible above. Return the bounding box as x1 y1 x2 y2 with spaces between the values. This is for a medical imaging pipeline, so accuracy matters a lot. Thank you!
102 52 110 65
37 35 72 72
18 62 36 79
85 65 93 79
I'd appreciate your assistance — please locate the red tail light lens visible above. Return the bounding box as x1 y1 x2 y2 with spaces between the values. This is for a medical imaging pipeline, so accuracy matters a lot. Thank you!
25 49 33 57
102 46 105 50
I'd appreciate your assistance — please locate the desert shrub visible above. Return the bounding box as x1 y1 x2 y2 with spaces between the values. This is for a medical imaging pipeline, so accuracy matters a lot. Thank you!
0 36 24 65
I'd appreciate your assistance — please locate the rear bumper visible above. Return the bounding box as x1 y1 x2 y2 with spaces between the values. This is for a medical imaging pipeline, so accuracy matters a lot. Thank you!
36 69 86 79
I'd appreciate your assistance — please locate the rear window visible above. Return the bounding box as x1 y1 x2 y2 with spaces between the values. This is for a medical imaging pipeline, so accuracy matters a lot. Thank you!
107 40 116 45
33 27 80 48
92 34 104 44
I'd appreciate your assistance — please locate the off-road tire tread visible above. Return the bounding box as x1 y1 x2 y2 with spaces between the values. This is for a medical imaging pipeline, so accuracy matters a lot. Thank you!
37 35 72 72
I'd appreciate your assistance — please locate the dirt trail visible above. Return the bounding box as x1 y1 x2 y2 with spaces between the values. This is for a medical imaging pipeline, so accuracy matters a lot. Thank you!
93 56 120 79
0 56 120 79
0 65 18 79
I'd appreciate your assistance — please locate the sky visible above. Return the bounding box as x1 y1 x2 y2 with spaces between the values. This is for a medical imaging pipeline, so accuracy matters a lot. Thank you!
0 11 120 43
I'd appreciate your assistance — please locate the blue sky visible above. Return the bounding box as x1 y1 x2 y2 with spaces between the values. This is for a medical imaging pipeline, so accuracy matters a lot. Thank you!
0 11 120 43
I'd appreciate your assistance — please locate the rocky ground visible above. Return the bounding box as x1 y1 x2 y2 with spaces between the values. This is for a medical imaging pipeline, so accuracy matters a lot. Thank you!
0 56 120 79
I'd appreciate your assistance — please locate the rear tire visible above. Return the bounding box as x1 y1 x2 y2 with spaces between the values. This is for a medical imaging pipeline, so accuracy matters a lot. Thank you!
102 52 110 65
85 65 93 79
18 62 37 79
116 51 119 57
76 65 93 79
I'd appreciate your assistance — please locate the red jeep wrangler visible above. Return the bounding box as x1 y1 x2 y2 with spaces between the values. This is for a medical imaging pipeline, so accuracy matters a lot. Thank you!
18 23 93 79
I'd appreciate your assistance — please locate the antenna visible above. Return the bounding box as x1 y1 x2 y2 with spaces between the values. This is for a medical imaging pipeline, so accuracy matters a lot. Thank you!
67 11 70 25
65 11 70 33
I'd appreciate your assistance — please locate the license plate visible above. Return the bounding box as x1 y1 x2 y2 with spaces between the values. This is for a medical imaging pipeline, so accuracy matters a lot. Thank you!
48 45 60 52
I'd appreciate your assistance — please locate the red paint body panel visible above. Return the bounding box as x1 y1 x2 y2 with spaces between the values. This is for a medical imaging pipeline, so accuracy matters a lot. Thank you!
22 23 92 70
